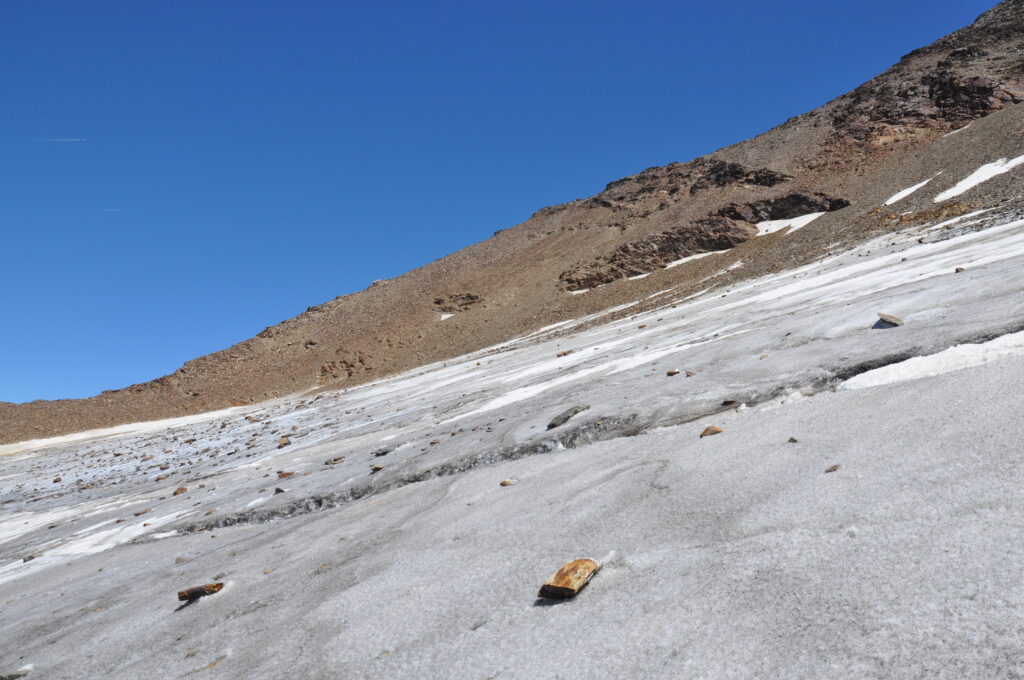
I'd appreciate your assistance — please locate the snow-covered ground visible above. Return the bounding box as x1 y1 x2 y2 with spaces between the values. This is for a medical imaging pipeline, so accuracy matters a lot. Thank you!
2 198 1024 677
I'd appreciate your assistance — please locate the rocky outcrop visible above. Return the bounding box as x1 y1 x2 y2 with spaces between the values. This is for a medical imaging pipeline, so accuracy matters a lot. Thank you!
558 216 755 291
433 293 482 313
687 160 790 195
716 193 850 223
559 192 850 291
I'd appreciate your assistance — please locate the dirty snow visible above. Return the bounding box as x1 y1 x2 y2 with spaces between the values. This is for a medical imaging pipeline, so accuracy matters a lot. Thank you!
3 205 1024 678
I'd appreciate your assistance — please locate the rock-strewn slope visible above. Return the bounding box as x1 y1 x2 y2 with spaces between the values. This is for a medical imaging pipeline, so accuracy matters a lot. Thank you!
3 0 1024 444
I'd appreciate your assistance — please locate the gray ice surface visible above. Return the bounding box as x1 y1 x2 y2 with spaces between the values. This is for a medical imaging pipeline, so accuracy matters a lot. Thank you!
2 208 1024 679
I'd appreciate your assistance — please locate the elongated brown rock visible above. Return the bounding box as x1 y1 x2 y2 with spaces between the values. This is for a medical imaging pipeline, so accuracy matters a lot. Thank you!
700 426 722 438
538 558 601 599
177 582 224 602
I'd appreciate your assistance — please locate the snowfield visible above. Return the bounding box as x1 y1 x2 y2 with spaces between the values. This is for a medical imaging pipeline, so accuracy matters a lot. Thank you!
3 201 1024 678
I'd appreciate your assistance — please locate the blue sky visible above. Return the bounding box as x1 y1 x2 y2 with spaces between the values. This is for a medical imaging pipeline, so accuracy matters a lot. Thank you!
0 0 998 402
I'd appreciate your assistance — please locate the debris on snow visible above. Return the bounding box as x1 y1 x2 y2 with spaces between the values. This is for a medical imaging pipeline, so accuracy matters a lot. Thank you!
547 405 590 430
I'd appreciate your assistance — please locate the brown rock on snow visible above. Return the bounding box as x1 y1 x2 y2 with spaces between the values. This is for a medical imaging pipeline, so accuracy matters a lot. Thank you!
538 558 601 600
177 583 224 602
700 426 723 438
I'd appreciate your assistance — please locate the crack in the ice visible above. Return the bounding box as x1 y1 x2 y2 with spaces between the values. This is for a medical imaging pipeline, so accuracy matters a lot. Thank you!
172 414 643 533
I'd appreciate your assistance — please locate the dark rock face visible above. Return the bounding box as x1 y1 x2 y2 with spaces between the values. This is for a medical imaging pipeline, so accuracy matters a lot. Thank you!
558 216 756 291
433 293 482 313
717 193 850 223
925 72 1020 122
829 4 1024 148
688 160 790 195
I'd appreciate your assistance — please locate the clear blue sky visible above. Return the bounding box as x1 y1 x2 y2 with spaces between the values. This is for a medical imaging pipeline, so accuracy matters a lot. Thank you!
0 0 998 403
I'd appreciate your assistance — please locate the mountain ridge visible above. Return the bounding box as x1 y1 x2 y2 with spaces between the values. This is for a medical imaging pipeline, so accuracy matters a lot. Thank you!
3 0 1022 444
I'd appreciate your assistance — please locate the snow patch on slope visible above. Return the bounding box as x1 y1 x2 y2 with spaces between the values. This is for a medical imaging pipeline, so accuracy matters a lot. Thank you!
934 155 1024 202
885 173 941 205
665 250 726 268
755 212 825 236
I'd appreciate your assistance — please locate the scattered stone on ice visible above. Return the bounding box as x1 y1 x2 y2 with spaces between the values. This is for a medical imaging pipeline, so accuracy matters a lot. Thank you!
877 313 904 327
700 426 723 438
0 670 30 680
173 487 188 496
324 456 346 465
721 400 737 407
175 556 189 565
177 583 224 602
52 476 61 483
666 370 680 376
955 267 965 273
788 437 798 443
134 509 151 517
274 487 286 495
499 479 518 487
277 471 295 479
685 371 696 377
547 405 590 430
825 464 841 473
277 436 291 449
370 464 384 473
538 558 601 600
556 350 573 357
372 447 392 457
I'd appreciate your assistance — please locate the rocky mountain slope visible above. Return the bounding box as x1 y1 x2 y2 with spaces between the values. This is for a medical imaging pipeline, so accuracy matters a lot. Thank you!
2 2 1023 446
3 122 1024 679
